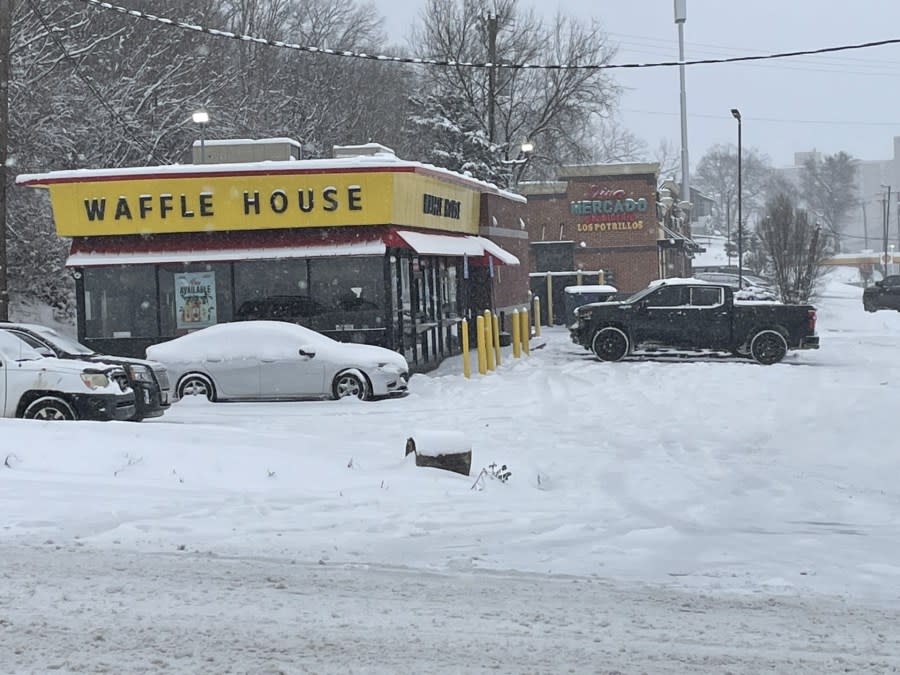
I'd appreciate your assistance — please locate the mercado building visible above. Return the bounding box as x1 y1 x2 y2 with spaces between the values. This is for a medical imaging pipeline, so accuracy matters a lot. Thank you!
16 141 528 371
519 162 701 323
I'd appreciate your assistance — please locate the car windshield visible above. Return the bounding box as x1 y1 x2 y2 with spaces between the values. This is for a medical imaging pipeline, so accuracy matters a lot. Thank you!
0 331 43 361
622 284 662 304
34 327 95 355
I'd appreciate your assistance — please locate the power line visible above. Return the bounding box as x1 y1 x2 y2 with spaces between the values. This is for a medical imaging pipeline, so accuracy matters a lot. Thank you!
608 31 900 68
622 108 900 128
76 0 900 71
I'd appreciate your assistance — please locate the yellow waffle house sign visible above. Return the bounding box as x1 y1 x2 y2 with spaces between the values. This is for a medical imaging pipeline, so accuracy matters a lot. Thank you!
17 162 485 237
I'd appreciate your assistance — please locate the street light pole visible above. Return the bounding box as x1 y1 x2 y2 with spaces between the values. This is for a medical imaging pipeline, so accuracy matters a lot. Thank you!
880 184 891 278
192 109 209 163
731 108 742 289
674 0 690 207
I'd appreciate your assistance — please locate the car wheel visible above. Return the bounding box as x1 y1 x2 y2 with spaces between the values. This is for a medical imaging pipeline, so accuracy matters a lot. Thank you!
864 302 876 312
591 327 629 362
749 330 788 365
332 371 369 400
177 374 216 401
23 396 76 421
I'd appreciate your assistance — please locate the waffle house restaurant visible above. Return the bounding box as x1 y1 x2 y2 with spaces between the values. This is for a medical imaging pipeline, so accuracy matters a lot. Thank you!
16 142 527 371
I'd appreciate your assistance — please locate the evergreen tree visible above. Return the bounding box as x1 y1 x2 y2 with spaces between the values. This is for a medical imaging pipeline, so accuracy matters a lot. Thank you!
406 92 507 185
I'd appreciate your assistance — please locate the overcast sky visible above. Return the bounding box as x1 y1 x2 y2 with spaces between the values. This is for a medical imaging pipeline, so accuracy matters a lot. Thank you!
370 0 900 170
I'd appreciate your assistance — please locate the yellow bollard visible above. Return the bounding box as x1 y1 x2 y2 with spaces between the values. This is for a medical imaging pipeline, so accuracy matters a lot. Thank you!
461 318 471 378
476 315 486 375
520 308 530 355
511 308 521 358
532 296 541 337
483 310 495 371
492 313 501 367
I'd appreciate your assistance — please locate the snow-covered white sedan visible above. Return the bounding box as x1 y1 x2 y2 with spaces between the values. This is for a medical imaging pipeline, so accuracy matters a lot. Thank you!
147 321 410 402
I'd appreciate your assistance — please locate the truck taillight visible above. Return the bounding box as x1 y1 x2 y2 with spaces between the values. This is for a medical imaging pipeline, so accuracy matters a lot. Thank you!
807 309 817 332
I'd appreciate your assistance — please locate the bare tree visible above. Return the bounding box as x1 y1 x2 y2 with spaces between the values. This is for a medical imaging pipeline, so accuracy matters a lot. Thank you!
586 116 646 164
408 0 619 180
693 143 771 241
652 138 680 183
757 193 829 303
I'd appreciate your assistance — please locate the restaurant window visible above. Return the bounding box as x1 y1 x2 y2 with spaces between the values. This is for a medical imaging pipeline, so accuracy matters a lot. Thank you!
308 256 385 312
157 262 233 336
234 259 313 321
83 265 159 338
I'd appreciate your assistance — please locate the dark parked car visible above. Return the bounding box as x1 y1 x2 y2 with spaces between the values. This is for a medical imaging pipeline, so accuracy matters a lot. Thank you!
863 276 900 312
235 295 330 322
0 322 170 421
570 279 819 365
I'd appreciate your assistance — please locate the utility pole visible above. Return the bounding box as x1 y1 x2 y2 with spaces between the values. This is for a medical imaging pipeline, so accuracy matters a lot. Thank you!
674 0 690 210
0 0 12 321
862 202 868 250
486 12 497 145
880 184 892 277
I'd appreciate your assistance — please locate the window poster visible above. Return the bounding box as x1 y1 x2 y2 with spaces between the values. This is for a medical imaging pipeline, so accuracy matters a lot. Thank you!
175 271 217 329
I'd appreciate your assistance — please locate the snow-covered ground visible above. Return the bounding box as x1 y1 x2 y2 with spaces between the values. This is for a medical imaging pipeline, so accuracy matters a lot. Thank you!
3 273 900 672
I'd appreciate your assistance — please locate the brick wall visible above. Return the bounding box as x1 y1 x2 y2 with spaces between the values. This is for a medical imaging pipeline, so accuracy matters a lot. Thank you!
480 194 530 311
523 171 666 293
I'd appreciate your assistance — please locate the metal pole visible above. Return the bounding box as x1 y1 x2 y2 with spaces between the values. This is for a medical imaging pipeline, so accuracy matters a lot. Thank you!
862 202 868 250
487 13 497 144
731 109 742 288
676 9 690 206
883 187 891 277
200 124 205 164
737 118 742 288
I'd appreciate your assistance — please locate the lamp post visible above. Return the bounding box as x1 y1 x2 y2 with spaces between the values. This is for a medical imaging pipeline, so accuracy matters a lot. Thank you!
674 0 690 208
500 141 534 188
192 109 209 163
880 184 891 278
731 108 742 289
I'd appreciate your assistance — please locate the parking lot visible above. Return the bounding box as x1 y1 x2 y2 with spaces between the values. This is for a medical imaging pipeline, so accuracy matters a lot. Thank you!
3 276 900 671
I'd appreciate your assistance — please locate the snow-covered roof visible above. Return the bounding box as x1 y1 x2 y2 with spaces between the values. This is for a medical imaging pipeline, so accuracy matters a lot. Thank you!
16 152 527 204
394 230 519 265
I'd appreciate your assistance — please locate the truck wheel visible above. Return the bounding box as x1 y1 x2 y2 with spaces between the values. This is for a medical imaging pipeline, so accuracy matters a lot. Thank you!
177 374 216 401
591 327 630 362
749 330 788 365
23 396 76 421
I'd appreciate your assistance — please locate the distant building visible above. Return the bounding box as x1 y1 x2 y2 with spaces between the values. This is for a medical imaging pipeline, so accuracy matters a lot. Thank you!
777 139 900 253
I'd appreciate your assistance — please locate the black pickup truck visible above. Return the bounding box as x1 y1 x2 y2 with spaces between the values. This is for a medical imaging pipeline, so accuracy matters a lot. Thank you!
570 279 819 365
